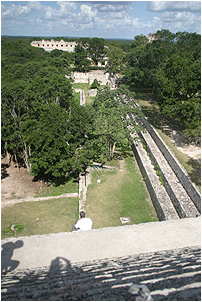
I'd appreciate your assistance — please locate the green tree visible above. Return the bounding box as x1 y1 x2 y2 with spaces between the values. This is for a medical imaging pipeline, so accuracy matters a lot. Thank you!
89 86 143 161
131 35 149 48
74 43 91 72
106 46 124 75
155 53 201 141
90 79 100 89
88 37 106 66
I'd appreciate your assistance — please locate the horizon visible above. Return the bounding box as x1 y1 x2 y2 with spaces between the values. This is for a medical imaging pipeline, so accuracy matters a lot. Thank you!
1 34 134 41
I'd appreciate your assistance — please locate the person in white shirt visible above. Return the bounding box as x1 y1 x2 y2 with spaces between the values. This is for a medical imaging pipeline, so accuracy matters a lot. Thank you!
72 211 93 231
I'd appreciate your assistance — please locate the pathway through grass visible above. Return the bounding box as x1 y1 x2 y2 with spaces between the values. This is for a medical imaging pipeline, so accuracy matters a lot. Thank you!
86 156 158 229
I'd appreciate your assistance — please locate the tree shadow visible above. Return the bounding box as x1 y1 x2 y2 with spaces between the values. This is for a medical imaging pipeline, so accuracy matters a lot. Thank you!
1 163 9 179
1 240 24 275
187 158 201 187
32 172 79 187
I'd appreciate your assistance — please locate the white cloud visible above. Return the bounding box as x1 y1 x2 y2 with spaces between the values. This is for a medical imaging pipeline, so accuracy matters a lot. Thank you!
110 11 125 19
160 10 201 33
162 11 200 22
57 1 77 12
2 1 44 19
79 4 97 20
95 4 125 12
148 1 201 12
43 1 77 20
1 1 201 38
93 1 132 12
17 2 44 16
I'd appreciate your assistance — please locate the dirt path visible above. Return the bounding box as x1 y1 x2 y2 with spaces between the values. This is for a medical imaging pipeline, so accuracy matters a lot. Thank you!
168 129 201 160
1 158 47 206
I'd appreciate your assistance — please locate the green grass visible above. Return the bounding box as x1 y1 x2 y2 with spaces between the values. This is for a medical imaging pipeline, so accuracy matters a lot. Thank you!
86 156 158 229
73 83 94 105
73 83 90 90
74 92 80 103
73 83 107 105
1 198 78 239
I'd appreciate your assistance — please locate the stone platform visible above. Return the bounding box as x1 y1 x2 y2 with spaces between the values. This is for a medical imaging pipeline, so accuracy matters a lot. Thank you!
1 217 201 300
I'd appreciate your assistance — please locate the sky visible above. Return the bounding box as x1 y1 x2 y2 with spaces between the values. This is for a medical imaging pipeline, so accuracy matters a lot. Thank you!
1 1 201 39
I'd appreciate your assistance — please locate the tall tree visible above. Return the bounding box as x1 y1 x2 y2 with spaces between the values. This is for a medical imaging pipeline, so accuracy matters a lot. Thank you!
106 46 124 75
89 86 143 161
88 37 106 66
74 43 91 72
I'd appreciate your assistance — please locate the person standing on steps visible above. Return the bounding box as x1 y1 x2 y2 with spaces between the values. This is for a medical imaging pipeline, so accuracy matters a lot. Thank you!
72 211 93 231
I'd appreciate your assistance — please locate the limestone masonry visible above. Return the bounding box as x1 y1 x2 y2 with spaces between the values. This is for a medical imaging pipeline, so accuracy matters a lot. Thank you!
31 39 77 52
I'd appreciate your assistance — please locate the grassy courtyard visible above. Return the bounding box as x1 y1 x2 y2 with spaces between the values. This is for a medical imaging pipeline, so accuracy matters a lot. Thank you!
1 198 78 239
86 156 158 229
1 155 158 239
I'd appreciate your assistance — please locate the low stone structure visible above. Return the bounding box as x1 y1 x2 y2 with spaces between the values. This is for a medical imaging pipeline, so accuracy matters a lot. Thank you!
71 70 118 88
78 167 91 213
88 89 97 97
148 33 156 43
31 39 77 52
74 88 86 106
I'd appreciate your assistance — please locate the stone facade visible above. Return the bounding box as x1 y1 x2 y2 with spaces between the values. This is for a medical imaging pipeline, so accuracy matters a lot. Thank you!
31 39 77 52
71 70 118 88
148 33 156 43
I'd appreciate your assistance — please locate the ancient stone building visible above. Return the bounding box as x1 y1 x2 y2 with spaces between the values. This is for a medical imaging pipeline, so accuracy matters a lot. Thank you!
31 39 77 52
148 33 156 43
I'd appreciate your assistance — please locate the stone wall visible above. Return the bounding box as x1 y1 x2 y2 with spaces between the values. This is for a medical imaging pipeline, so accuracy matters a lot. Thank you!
128 107 200 221
140 116 201 213
138 132 186 219
131 140 166 221
72 70 118 87
31 39 76 52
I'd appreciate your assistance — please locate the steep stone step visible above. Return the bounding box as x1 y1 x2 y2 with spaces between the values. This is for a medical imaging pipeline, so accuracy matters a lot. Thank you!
139 113 201 213
129 129 179 221
128 111 200 220
140 129 199 218
1 246 201 301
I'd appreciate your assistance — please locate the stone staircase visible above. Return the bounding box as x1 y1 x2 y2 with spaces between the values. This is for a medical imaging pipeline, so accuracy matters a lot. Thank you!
1 246 201 301
128 110 201 221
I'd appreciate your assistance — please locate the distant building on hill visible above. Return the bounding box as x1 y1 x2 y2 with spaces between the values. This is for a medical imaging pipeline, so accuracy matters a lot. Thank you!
148 33 156 43
31 39 77 52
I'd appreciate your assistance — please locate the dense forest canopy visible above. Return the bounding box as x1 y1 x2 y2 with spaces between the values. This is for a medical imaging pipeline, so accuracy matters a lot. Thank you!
1 29 201 182
123 30 201 141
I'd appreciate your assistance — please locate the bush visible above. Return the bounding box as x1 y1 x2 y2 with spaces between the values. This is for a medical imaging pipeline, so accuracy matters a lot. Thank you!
91 79 100 89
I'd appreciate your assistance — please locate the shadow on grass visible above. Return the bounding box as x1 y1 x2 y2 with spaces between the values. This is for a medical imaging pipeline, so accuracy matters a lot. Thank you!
187 158 201 187
33 173 79 187
135 91 185 135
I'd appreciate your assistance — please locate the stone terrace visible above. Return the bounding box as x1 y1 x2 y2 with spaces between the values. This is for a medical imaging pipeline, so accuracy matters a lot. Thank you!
1 217 201 301
1 246 201 301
